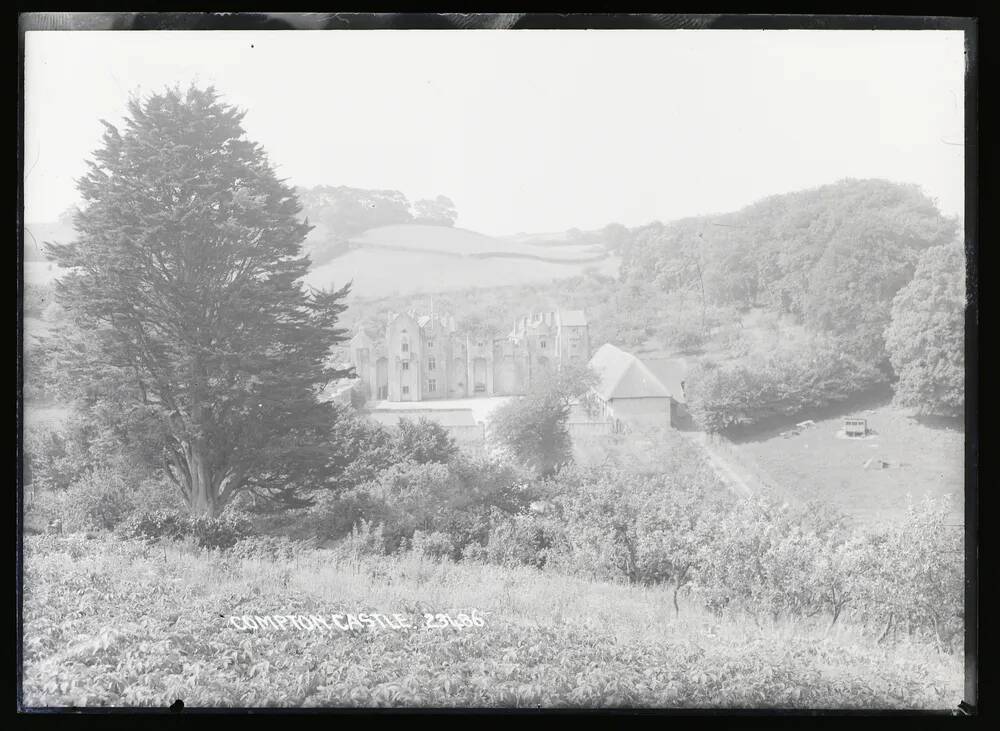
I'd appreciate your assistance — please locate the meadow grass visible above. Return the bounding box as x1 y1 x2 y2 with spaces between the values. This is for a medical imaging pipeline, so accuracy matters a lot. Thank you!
21 533 963 709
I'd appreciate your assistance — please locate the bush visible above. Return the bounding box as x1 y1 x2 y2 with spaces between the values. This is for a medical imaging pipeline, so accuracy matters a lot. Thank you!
686 337 888 433
410 530 456 560
63 465 137 531
117 510 188 543
529 449 732 596
303 456 533 559
394 418 458 464
24 426 87 494
484 512 557 569
25 459 181 534
228 535 299 561
117 510 253 549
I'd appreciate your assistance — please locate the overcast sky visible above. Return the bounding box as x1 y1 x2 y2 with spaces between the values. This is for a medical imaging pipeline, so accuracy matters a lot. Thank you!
24 29 965 236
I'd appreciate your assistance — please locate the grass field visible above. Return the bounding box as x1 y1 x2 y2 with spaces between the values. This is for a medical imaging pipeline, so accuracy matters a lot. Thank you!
307 247 620 300
21 533 962 709
721 397 965 529
351 224 608 262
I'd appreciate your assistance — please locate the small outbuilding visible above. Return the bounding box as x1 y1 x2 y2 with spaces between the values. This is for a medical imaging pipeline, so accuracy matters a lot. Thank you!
587 344 678 430
844 418 869 437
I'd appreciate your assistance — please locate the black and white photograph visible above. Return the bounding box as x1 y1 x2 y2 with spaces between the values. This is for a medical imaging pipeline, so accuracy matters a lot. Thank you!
18 14 975 711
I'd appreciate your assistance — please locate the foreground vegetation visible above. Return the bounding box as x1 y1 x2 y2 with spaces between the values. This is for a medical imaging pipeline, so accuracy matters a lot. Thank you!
23 413 964 708
22 533 962 709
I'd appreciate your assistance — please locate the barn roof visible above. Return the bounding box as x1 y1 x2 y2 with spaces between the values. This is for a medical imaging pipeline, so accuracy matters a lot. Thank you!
588 343 672 400
558 310 588 327
641 357 688 404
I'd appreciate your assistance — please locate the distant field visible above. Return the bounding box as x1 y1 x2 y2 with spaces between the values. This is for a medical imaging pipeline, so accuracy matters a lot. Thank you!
306 246 620 300
22 220 620 300
352 224 607 262
721 399 965 529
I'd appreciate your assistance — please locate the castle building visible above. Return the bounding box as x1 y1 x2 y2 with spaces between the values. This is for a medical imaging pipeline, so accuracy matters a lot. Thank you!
348 309 590 402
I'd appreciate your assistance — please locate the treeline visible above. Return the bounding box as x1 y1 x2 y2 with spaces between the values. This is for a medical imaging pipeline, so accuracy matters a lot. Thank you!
296 186 458 265
611 179 963 426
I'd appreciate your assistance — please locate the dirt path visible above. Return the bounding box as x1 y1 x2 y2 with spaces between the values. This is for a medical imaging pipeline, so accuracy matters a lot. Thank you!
681 431 756 498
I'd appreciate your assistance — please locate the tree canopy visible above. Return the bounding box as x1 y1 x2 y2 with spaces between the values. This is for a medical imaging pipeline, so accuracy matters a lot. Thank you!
489 363 597 477
47 85 353 516
885 242 966 417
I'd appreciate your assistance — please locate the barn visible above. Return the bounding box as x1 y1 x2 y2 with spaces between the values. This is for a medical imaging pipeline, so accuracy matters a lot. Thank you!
587 344 678 430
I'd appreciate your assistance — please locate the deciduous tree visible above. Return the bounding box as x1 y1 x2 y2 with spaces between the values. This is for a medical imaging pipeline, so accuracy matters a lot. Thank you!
885 242 966 417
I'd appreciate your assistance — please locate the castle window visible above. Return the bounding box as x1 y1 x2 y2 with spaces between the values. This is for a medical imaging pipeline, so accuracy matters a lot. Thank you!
401 341 409 353
428 379 437 392
402 361 409 371
428 357 436 371
402 386 410 395
540 339 547 349
427 339 434 349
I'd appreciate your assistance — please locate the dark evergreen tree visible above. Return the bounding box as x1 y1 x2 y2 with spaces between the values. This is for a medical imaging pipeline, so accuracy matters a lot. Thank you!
47 86 353 516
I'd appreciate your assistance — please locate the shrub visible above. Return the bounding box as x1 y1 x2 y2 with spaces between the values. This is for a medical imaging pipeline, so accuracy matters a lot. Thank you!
484 512 557 569
228 535 299 561
410 530 455 560
686 337 888 433
24 426 87 494
394 418 458 464
117 510 252 549
303 456 532 558
335 519 389 559
25 458 181 534
187 513 254 549
117 510 188 543
63 465 137 531
540 459 731 595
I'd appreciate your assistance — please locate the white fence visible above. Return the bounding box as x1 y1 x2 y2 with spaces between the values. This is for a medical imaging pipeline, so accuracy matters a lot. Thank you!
567 420 613 437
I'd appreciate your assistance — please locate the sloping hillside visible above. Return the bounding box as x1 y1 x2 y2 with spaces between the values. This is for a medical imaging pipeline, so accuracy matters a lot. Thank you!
23 219 620 299
305 224 620 298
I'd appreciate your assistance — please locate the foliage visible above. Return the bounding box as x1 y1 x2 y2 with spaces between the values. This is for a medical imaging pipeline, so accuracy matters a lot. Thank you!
885 242 966 417
295 187 459 264
490 363 597 477
619 179 957 361
685 337 887 433
21 533 962 708
321 406 460 495
536 443 730 594
305 456 531 559
46 85 353 516
117 509 253 549
227 535 300 562
394 418 459 465
295 185 415 264
412 196 458 227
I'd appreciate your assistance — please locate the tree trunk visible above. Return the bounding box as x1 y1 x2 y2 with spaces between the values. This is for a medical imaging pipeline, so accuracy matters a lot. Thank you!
878 612 894 644
186 445 217 517
827 603 842 632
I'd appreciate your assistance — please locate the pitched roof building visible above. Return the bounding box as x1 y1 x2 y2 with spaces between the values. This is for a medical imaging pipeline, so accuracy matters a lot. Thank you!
587 344 680 430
